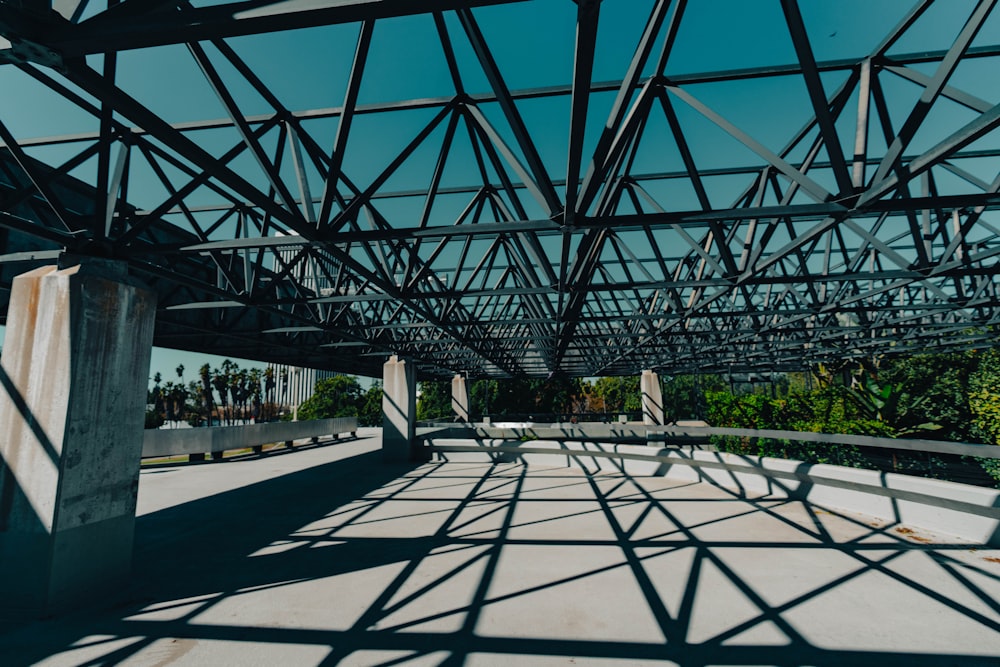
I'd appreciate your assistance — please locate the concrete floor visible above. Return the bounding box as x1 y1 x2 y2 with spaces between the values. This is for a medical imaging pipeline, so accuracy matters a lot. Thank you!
1 430 999 666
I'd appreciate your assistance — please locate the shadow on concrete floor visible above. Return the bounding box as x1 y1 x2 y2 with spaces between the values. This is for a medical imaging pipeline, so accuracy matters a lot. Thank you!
2 441 999 666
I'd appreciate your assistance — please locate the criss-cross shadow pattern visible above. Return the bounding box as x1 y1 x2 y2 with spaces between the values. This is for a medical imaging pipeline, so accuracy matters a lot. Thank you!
1 437 999 666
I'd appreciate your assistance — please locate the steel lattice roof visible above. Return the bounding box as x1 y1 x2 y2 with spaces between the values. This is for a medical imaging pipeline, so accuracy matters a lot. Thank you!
1 0 999 378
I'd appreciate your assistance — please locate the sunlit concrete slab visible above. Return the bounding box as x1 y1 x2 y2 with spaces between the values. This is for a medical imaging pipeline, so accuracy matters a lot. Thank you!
1 430 999 666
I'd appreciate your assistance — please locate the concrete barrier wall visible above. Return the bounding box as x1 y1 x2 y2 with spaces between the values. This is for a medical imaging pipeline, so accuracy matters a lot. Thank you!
142 417 358 458
425 438 1000 546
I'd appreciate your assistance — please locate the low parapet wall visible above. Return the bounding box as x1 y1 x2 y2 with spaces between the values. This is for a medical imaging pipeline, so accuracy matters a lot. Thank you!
424 435 1000 546
142 417 358 459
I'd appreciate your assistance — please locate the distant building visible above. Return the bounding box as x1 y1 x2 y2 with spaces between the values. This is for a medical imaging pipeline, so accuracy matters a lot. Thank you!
268 363 340 413
266 232 344 412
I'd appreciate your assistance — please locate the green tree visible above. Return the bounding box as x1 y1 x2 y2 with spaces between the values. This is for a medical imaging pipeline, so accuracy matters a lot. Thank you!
534 376 585 417
417 380 452 421
874 352 976 440
490 378 535 415
144 408 164 429
704 387 889 466
213 361 232 424
230 367 247 422
592 376 641 414
470 379 497 418
967 348 1000 445
186 380 205 426
968 349 1000 486
482 376 585 418
162 380 189 428
149 371 164 418
359 383 384 427
199 363 214 426
662 374 727 421
297 375 363 419
248 368 263 421
263 366 277 421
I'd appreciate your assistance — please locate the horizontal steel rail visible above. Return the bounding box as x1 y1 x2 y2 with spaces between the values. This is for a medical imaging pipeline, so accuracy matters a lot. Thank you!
422 424 1000 460
141 417 358 459
650 425 1000 460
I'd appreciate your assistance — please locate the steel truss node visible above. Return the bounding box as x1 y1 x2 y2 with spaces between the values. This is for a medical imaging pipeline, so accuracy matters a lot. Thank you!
1 0 999 378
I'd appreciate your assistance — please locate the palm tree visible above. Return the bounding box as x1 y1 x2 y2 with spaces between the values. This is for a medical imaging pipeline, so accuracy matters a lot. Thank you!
162 381 176 424
263 367 276 421
213 365 231 425
230 367 246 423
150 372 164 422
188 380 204 426
279 368 289 416
199 363 213 426
249 368 263 422
170 382 188 428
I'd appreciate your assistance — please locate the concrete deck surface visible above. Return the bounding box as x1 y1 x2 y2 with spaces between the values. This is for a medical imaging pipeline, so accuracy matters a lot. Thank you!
1 430 999 666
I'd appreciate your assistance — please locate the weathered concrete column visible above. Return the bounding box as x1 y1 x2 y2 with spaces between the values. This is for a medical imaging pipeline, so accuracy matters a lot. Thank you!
451 374 470 422
0 259 156 615
641 369 665 425
382 355 416 461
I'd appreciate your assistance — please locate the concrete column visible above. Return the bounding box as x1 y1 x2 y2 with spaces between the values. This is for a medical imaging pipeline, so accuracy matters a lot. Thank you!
382 355 416 462
451 374 470 422
641 369 665 425
0 259 156 615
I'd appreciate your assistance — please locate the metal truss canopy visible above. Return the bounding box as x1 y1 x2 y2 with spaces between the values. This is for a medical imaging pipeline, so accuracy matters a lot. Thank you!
1 0 999 379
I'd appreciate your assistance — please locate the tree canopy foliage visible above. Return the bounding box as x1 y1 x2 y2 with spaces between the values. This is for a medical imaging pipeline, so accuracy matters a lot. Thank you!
291 376 383 427
417 375 647 421
704 350 1000 486
969 349 1000 445
297 376 362 420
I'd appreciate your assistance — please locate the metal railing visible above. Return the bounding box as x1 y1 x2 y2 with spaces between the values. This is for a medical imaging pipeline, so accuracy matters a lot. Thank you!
420 423 998 457
420 423 1000 488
